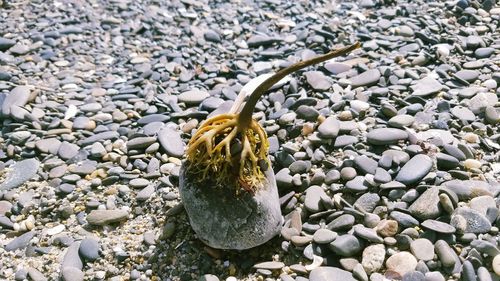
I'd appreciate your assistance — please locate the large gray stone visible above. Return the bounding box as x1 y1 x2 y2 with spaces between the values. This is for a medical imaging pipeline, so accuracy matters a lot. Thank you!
179 162 282 250
395 154 433 186
309 267 356 281
1 86 32 116
0 159 40 191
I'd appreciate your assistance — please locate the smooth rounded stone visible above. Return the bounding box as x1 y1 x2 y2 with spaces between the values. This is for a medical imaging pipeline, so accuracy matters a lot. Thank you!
390 211 419 228
317 116 340 139
313 229 337 244
253 261 285 270
395 154 433 186
435 240 457 268
329 234 362 257
376 220 398 237
324 62 351 74
136 185 155 201
304 185 327 213
61 267 84 281
1 86 31 116
143 122 165 136
421 219 456 234
15 269 28 281
450 207 491 234
58 142 80 160
348 69 381 88
350 100 370 112
450 106 475 122
385 252 418 277
27 268 47 281
485 106 499 124
179 163 282 250
289 160 311 174
0 37 15 51
388 115 415 128
327 214 355 231
296 105 319 121
410 239 435 261
361 244 385 274
408 187 441 220
374 168 391 184
354 193 380 213
58 183 75 195
86 209 129 225
454 70 479 82
354 155 377 175
461 260 476 281
5 231 35 251
367 128 408 145
178 89 209 105
0 201 12 215
35 138 62 154
477 267 492 281
493 255 500 276
0 159 40 191
129 178 149 189
62 242 83 270
79 238 99 261
334 135 359 147
127 137 157 150
411 77 444 97
436 153 460 170
325 169 340 184
443 144 466 161
309 267 356 281
474 47 494 58
199 274 220 281
425 272 445 281
470 240 499 257
402 271 425 281
304 71 331 91
79 131 119 146
345 176 369 192
353 225 384 243
469 196 496 216
340 167 357 181
158 127 185 158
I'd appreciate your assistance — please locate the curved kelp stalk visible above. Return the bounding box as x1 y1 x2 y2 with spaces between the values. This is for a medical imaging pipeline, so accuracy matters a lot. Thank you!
185 42 361 194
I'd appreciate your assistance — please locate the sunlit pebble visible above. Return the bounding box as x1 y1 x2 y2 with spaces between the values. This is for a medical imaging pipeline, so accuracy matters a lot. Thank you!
463 159 482 169
302 122 315 135
463 133 479 143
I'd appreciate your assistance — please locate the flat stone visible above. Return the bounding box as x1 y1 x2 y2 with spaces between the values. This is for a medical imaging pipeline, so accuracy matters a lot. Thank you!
62 242 83 270
411 77 444 96
27 268 47 281
367 128 408 145
450 207 491 233
395 154 433 185
313 229 338 244
158 127 185 158
2 86 31 116
450 106 475 121
329 234 362 257
421 219 456 234
305 185 326 213
79 131 119 146
410 239 434 261
304 71 331 91
469 196 496 216
408 187 441 220
354 193 380 213
309 267 356 281
58 141 80 160
35 138 62 154
385 252 418 277
61 267 84 281
435 240 457 268
349 69 380 88
86 209 129 225
324 62 351 74
0 37 16 51
253 261 285 270
454 70 479 82
0 159 40 191
5 231 35 251
127 137 157 150
327 214 355 231
354 155 377 175
345 176 369 192
362 244 385 274
317 116 340 139
178 89 210 105
79 238 99 261
388 115 415 128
